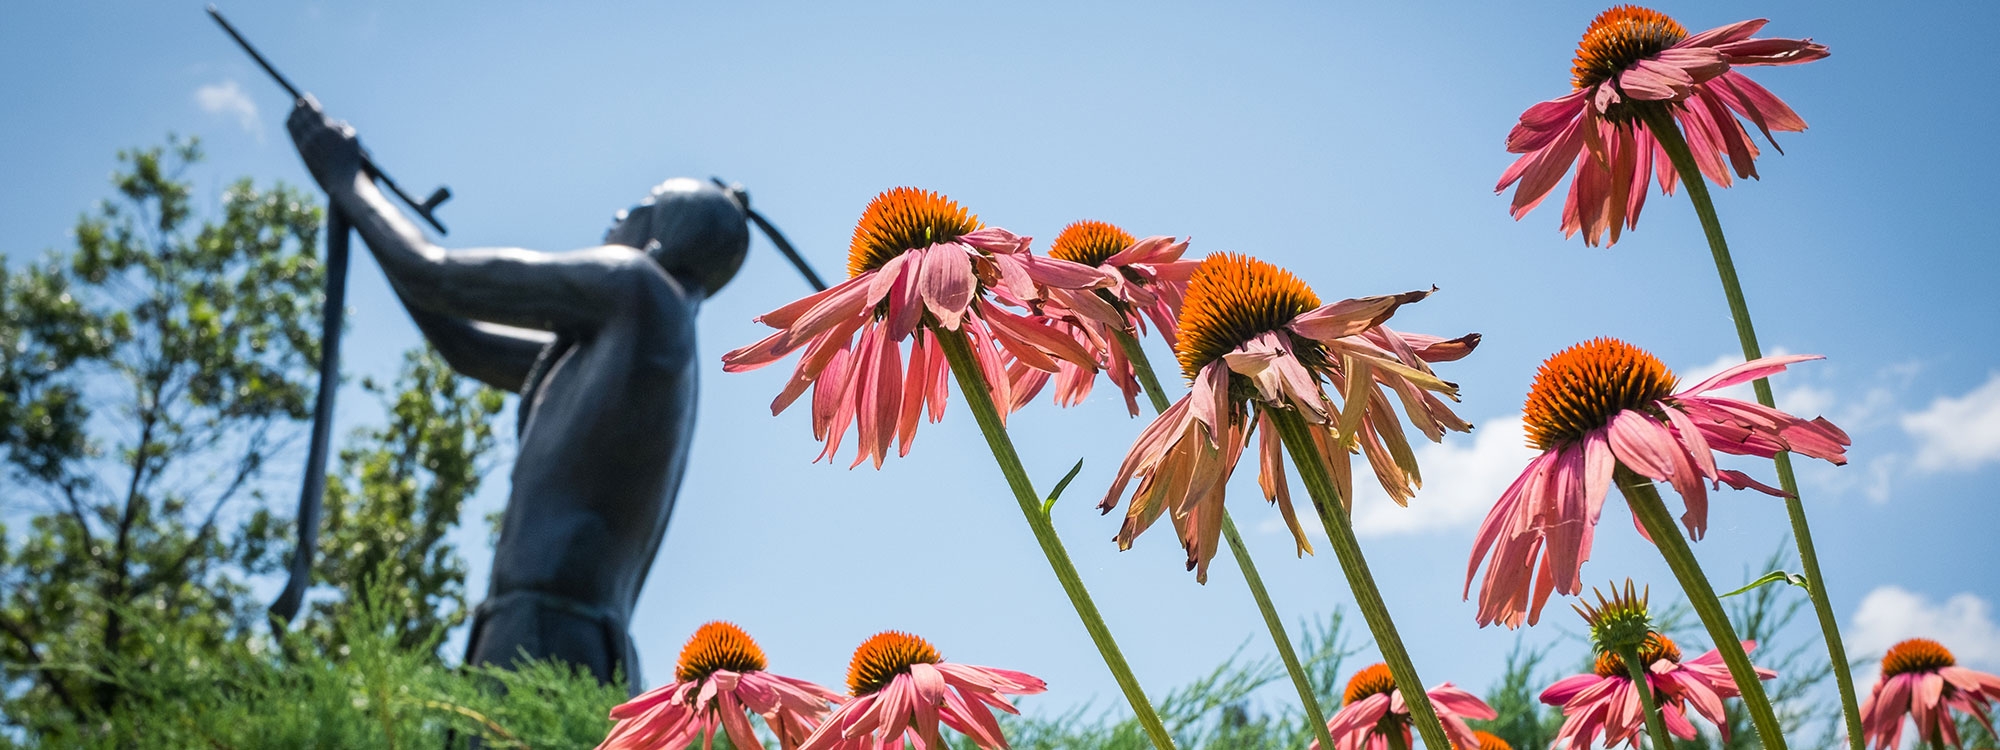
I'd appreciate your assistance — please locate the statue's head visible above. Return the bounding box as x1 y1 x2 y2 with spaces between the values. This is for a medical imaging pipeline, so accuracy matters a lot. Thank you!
604 178 750 299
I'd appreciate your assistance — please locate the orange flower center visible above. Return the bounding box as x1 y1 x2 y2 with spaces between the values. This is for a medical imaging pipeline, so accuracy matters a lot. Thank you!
1594 632 1683 676
847 188 982 278
1468 730 1513 750
1571 6 1689 90
846 631 943 696
1050 220 1137 268
1522 338 1678 450
1882 638 1957 678
1175 253 1321 381
675 621 768 683
1343 663 1398 707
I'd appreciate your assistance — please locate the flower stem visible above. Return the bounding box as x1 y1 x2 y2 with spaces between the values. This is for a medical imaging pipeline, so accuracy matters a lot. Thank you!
1617 645 1678 750
1616 466 1787 750
1384 728 1411 750
1267 408 1453 750
1116 330 1336 750
1640 106 1865 750
1115 331 1175 416
934 330 1176 750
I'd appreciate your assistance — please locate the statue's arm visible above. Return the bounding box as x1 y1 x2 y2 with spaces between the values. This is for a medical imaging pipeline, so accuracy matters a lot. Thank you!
390 280 552 393
287 99 662 335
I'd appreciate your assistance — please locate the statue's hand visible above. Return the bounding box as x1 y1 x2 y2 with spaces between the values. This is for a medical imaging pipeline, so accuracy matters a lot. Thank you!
286 96 364 192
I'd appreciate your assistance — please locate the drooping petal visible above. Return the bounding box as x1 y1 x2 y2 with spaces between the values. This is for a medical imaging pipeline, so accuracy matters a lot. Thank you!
919 243 977 330
1286 289 1432 342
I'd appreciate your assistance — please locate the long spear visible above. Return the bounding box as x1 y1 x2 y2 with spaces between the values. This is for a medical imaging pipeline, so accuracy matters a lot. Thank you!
207 5 452 624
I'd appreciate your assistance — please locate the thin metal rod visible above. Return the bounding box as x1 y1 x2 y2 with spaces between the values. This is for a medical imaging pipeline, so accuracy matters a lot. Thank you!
208 5 450 235
748 209 827 292
206 5 302 100
270 207 349 624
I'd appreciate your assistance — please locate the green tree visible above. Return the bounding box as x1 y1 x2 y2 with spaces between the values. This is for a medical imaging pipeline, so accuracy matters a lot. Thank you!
1002 612 1362 750
304 347 505 657
1473 638 1565 750
0 136 324 730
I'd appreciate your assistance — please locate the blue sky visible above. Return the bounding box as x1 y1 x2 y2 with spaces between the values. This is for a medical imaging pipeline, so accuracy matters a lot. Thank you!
6 0 1999 722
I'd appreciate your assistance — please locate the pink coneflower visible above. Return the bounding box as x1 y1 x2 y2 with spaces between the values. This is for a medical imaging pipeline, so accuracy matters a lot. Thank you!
1496 6 1828 246
722 188 1115 468
1010 221 1200 415
1097 253 1478 581
597 622 844 750
1316 663 1496 750
1542 632 1776 750
799 631 1046 750
1465 339 1850 627
1859 638 2000 749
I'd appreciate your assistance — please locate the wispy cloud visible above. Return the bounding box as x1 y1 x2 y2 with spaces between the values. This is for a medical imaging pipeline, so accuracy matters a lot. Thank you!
1901 372 2000 473
1849 586 2000 685
194 80 261 139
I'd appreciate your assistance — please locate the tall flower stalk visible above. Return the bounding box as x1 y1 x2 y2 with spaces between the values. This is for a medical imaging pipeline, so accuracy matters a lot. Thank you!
933 332 1175 749
1269 408 1452 750
1615 640 1677 749
1097 253 1483 750
1617 468 1785 748
1117 329 1336 750
1638 103 1865 750
1494 7 1855 745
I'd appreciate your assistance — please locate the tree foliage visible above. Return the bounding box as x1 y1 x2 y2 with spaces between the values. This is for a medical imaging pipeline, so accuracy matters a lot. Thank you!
0 139 506 744
1001 612 1362 749
304 348 505 657
0 136 324 728
24 569 625 750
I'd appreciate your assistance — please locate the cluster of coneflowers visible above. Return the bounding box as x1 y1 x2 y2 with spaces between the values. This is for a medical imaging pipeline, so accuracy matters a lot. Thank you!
594 6 1996 750
597 621 1042 750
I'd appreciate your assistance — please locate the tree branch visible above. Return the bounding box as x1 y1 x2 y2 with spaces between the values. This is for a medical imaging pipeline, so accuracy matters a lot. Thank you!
131 431 264 600
0 611 86 719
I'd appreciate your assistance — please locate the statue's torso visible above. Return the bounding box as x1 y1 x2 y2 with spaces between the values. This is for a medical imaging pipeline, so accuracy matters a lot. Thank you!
489 271 700 616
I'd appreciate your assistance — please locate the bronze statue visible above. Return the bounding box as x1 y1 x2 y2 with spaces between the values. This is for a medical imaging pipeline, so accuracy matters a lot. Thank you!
287 98 748 692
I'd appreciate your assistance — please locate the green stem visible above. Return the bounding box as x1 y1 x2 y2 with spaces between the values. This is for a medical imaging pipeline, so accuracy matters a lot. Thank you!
933 331 1175 750
1641 106 1865 750
1384 727 1411 750
1267 408 1453 750
1618 644 1678 750
1115 331 1175 416
1616 466 1787 750
1117 330 1336 750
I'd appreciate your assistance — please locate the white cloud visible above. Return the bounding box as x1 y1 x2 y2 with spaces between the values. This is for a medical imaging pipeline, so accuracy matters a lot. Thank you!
1351 415 1540 536
1860 455 1899 504
1849 586 2000 684
194 80 261 137
1259 414 1537 538
1901 372 2000 473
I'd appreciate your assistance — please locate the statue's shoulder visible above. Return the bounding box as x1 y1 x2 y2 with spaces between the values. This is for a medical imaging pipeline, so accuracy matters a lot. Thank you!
579 243 701 335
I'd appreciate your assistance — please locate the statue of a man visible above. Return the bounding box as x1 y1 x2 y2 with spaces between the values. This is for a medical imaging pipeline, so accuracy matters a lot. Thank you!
287 99 747 692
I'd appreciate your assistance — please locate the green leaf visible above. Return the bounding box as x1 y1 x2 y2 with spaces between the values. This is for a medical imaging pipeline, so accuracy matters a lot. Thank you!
1721 569 1810 598
1041 458 1085 515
